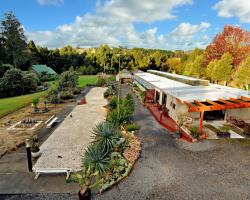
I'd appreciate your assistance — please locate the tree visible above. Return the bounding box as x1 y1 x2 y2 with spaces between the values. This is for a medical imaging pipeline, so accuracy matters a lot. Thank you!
58 67 78 91
205 59 217 81
211 53 233 85
0 12 28 68
236 56 250 90
204 25 250 69
189 55 205 78
0 68 24 97
166 58 182 73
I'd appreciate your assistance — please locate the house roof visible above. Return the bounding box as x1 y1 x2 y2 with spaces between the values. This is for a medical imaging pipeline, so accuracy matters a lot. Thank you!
134 71 250 103
32 65 57 75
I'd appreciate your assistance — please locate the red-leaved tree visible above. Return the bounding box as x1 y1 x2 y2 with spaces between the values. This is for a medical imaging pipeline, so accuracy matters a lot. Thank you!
204 25 250 69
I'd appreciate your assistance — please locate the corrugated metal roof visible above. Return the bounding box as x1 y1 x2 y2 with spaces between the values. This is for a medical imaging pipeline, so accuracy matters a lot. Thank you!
134 72 250 102
32 65 57 75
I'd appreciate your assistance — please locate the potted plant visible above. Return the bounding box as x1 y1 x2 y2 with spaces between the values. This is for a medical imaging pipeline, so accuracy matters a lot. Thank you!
31 136 41 158
32 97 40 113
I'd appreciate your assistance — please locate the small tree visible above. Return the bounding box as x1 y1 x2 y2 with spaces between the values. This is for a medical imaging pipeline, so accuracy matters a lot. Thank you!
32 97 40 112
58 68 78 91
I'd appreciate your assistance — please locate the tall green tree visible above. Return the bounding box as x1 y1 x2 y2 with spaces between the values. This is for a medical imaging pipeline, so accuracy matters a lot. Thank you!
212 53 233 85
236 56 250 90
0 12 28 68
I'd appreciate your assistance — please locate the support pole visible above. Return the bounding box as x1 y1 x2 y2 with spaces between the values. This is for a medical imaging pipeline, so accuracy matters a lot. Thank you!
26 139 33 172
199 110 204 134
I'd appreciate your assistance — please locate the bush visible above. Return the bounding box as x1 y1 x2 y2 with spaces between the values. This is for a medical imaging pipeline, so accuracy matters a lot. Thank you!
59 91 74 100
108 97 117 110
58 68 78 91
97 75 107 86
77 66 98 75
126 123 140 132
46 87 60 103
92 121 122 153
189 126 200 139
72 87 81 94
122 93 135 118
104 85 116 99
0 68 25 97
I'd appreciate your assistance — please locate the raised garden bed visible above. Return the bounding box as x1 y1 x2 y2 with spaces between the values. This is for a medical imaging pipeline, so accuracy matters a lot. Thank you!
100 131 141 193
8 118 43 130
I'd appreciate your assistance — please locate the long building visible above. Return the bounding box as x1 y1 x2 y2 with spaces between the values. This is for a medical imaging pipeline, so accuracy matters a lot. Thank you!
133 70 250 136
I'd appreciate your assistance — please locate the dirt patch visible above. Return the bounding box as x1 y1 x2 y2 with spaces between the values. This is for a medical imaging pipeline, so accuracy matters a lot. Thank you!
0 102 72 158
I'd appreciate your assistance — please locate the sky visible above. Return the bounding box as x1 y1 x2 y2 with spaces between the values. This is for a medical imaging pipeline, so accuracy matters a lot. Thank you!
0 0 249 50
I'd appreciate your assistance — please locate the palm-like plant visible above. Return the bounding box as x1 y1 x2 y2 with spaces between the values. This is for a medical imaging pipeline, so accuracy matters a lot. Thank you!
92 122 121 153
83 144 110 175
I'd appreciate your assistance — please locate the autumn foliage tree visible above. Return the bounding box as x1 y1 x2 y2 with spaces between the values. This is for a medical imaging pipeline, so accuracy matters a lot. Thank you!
204 26 250 69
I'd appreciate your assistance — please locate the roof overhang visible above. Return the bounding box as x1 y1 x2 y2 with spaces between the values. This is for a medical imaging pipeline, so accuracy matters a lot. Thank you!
182 96 250 112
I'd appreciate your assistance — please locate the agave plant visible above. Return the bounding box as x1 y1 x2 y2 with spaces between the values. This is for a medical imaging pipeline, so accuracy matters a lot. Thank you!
92 122 121 153
83 144 110 175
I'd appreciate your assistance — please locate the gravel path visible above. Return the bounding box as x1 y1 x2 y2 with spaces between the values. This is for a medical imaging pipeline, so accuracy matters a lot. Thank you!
34 87 107 171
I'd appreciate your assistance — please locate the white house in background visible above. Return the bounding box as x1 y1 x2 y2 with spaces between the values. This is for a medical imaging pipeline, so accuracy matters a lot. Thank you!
133 70 250 134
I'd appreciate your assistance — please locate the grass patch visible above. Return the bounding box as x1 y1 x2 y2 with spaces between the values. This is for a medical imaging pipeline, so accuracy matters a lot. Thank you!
0 91 46 118
78 75 97 88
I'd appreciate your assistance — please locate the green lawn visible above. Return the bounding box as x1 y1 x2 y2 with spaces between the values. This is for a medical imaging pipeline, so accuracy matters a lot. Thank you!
78 75 97 88
0 91 46 118
0 75 97 118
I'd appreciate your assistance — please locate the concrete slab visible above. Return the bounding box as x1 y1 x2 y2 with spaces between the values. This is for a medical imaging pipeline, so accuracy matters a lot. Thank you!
33 87 107 173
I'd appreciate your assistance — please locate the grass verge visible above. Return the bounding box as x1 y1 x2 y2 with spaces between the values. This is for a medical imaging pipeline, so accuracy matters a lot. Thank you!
78 75 97 88
0 91 46 118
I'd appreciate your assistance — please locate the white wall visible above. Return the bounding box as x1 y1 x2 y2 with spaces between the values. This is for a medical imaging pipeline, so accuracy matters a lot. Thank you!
226 108 250 120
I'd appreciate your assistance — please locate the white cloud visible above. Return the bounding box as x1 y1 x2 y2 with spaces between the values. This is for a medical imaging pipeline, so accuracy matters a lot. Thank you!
214 0 250 23
98 0 192 22
37 0 64 6
27 0 211 50
169 22 211 49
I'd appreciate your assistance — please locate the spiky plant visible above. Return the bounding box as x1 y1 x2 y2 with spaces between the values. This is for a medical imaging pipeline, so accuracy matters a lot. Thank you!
83 144 110 175
92 121 120 153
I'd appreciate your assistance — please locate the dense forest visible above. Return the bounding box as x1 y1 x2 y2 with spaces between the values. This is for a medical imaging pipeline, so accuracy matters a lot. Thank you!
0 11 250 95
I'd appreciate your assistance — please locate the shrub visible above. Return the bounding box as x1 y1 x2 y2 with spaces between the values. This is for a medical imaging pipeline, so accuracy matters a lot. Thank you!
83 144 110 175
92 121 121 153
104 85 116 98
126 123 140 132
97 75 106 86
32 97 40 108
58 68 78 91
59 91 74 100
72 87 81 95
122 93 135 119
77 66 98 75
108 97 117 110
46 87 59 103
189 126 200 139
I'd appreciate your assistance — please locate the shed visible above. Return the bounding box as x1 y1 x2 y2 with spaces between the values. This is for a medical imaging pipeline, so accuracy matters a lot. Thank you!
32 65 57 76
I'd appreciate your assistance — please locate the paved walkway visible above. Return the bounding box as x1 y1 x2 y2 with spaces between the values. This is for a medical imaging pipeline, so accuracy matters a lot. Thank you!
34 87 107 172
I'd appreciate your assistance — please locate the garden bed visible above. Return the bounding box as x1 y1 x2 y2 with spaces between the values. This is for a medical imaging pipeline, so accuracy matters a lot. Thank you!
100 131 141 193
